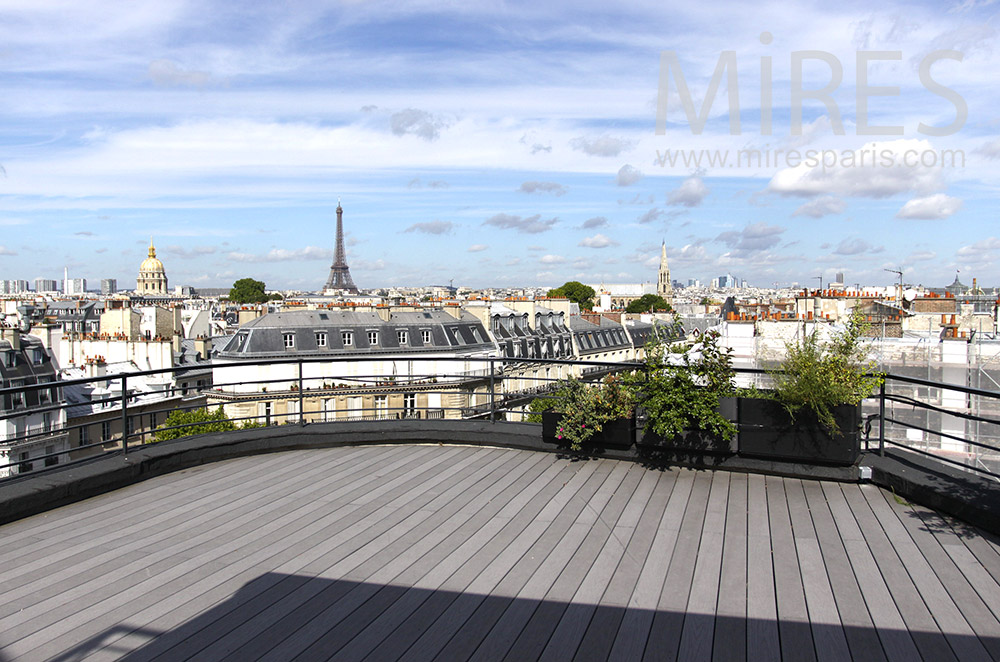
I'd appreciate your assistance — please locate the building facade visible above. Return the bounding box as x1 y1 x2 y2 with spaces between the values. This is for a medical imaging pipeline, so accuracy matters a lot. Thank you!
137 240 168 295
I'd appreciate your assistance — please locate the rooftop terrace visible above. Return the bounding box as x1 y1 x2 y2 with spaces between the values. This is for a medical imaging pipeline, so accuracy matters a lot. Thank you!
2 444 999 661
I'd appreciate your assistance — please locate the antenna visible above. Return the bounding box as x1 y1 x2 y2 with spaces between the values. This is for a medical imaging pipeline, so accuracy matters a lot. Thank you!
884 268 903 303
814 275 823 291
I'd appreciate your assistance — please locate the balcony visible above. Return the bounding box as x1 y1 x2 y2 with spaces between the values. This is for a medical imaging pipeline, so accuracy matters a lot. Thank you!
0 357 999 660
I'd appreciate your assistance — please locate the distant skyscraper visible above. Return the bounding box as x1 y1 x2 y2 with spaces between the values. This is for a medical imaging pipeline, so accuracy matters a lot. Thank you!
63 278 87 295
324 201 359 293
101 279 118 295
0 280 29 294
34 278 58 292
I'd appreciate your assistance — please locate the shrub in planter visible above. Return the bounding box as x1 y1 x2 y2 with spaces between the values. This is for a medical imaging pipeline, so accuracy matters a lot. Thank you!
634 330 737 452
742 308 884 464
543 375 637 451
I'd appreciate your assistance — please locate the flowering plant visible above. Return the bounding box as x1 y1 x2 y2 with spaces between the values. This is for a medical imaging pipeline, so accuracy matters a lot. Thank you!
550 375 636 451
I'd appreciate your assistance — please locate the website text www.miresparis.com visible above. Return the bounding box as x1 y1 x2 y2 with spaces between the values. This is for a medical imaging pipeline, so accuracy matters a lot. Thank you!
653 146 966 171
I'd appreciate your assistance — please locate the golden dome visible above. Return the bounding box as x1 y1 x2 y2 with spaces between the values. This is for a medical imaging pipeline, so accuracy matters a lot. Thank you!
139 240 165 274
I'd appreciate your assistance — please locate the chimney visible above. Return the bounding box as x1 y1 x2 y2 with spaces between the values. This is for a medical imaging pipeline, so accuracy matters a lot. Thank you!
194 336 210 361
377 307 392 322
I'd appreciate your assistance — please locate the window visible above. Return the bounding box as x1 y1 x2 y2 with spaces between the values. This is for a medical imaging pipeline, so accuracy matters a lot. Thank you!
316 332 327 348
43 413 52 433
323 398 336 422
367 330 378 345
127 416 137 436
44 445 57 467
283 333 295 349
342 331 353 346
32 349 45 365
397 330 408 344
403 393 416 418
374 395 388 419
101 421 112 442
79 425 89 447
18 451 32 474
260 401 272 426
421 330 431 344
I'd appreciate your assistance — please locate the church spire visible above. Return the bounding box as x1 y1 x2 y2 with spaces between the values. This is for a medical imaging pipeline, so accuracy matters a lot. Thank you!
657 240 673 300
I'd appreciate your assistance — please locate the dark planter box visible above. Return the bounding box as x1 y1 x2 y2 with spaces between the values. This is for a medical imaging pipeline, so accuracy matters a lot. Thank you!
541 411 635 450
636 397 738 454
737 397 861 466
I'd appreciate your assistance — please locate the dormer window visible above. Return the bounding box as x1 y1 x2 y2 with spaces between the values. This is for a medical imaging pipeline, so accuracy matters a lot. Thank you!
367 330 378 345
342 331 353 346
397 330 408 344
421 329 431 344
282 333 295 349
316 332 327 348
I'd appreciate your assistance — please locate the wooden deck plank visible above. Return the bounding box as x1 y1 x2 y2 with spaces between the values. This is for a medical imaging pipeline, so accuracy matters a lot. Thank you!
500 464 642 662
676 471 730 662
102 446 514 662
784 479 853 662
745 473 781 662
766 475 816 662
158 448 540 662
1 446 999 661
332 457 598 662
465 465 619 662
9 446 469 662
642 470 713 662
800 481 886 662
859 484 992 661
402 461 619 662
606 470 692 662
839 484 960 662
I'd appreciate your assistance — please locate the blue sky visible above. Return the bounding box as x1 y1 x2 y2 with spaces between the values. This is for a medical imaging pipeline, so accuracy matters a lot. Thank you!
0 0 998 291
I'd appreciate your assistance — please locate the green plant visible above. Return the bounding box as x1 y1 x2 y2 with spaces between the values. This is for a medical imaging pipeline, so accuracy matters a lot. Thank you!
549 375 637 451
153 406 237 442
526 396 557 423
635 330 737 441
770 308 883 435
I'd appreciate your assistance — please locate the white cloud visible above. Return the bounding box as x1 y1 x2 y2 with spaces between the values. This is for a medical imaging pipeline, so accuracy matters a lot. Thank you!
907 250 937 261
833 238 875 256
539 254 566 264
519 181 567 196
582 216 608 229
637 208 664 224
228 246 331 262
468 244 488 252
404 220 454 234
0 246 16 256
616 164 643 186
579 234 619 248
716 222 785 254
483 213 557 234
570 135 635 157
667 175 709 207
164 245 219 258
792 196 846 218
957 237 1000 261
389 108 448 141
768 139 946 199
896 194 963 220
975 138 1000 160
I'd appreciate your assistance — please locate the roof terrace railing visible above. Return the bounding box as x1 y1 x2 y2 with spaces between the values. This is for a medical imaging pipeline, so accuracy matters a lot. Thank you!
2 355 999 481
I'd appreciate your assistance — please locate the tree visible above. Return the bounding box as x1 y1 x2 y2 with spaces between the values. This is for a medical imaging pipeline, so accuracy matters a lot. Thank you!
229 278 268 304
153 406 261 443
626 294 672 313
548 281 595 310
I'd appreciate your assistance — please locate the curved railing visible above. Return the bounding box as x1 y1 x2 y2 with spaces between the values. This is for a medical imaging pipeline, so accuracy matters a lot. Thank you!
2 354 1000 481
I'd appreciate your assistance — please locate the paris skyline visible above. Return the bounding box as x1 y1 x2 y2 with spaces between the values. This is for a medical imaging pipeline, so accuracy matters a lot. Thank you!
0 1 997 291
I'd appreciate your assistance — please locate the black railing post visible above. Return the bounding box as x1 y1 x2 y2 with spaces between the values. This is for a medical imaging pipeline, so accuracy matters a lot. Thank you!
120 374 129 457
878 380 886 456
489 358 496 423
298 359 305 427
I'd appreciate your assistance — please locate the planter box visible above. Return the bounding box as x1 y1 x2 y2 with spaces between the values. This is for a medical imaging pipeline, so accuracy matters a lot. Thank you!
541 411 635 450
737 397 861 466
636 397 738 454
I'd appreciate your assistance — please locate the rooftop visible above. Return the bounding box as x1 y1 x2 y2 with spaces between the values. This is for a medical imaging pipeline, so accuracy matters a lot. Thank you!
1 444 998 660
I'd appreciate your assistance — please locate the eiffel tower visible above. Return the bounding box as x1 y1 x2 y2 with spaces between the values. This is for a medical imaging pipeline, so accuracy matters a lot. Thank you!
324 200 359 293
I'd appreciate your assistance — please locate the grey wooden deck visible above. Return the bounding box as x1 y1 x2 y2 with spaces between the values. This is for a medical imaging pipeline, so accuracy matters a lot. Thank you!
0 445 998 661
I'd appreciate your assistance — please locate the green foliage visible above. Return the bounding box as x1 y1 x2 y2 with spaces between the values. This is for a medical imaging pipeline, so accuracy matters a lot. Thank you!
771 308 883 435
153 406 237 442
550 375 637 451
633 330 737 440
626 294 672 313
228 278 269 304
547 281 596 310
526 396 557 423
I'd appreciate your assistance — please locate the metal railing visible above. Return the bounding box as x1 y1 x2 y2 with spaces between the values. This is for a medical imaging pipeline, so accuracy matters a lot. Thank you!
2 354 999 482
